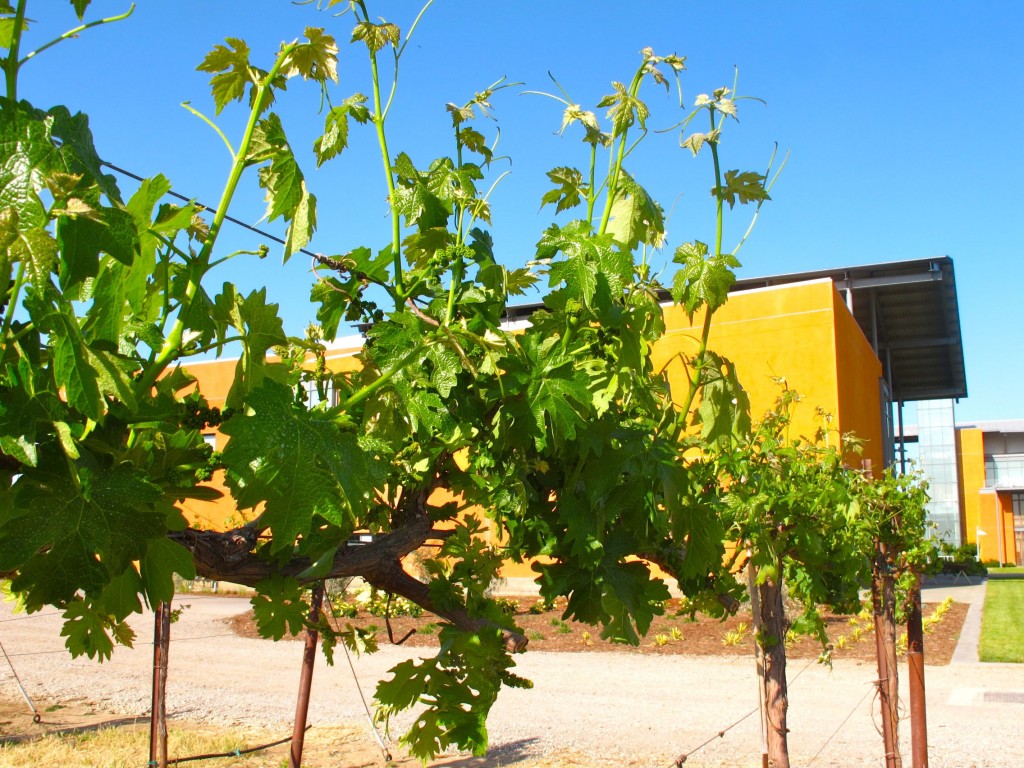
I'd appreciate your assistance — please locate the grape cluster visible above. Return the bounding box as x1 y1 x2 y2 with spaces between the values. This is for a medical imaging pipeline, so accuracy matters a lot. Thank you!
194 451 224 483
179 403 237 430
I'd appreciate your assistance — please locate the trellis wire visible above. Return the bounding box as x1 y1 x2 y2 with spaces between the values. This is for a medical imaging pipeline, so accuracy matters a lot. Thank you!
669 655 818 767
807 681 875 765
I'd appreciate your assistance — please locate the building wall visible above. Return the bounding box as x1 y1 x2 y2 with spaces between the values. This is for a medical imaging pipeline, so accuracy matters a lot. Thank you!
831 288 885 472
654 279 882 469
957 427 1023 563
995 492 1016 564
958 428 986 550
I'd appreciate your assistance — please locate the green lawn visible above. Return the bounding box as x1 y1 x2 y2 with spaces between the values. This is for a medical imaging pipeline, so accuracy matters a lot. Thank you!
979 580 1024 662
988 565 1024 575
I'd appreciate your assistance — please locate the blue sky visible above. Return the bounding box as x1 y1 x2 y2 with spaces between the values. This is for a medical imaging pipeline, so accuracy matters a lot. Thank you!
17 1 1024 423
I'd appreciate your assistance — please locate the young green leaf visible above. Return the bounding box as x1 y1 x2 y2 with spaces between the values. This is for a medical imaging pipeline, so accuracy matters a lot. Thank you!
597 81 649 138
249 114 317 259
313 94 370 166
606 171 665 251
283 27 339 83
540 166 586 214
711 169 770 209
670 241 739 319
197 38 254 115
351 19 399 54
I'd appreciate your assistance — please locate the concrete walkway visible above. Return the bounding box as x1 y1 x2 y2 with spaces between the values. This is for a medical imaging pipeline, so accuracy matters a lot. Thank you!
921 574 987 664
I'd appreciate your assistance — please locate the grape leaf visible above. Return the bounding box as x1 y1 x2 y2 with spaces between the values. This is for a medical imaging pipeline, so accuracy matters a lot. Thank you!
197 38 253 114
314 94 370 166
98 568 144 622
693 351 751 443
9 225 58 288
69 0 91 20
249 114 316 260
606 170 664 251
251 574 307 640
597 81 649 138
61 598 118 661
671 241 739 319
46 106 121 203
540 166 586 213
351 20 399 54
457 126 492 163
520 335 593 450
215 286 287 410
0 105 57 230
0 451 165 608
711 169 770 209
283 27 338 84
220 380 375 549
377 627 513 761
600 560 669 644
539 221 626 309
392 153 450 230
141 537 196 606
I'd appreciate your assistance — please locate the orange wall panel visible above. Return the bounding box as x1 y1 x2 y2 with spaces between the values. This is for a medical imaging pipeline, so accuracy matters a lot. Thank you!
958 429 986 544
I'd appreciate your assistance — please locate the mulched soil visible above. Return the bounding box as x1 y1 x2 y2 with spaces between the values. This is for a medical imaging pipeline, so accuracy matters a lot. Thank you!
229 597 967 665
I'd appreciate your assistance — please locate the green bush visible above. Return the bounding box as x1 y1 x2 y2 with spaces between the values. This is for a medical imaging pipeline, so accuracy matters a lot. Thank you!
936 541 987 576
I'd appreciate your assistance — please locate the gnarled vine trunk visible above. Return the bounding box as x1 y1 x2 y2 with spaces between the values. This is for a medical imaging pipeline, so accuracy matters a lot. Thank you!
758 569 790 768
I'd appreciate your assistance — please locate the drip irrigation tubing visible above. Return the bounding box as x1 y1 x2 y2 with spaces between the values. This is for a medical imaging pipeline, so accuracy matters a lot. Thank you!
163 725 311 765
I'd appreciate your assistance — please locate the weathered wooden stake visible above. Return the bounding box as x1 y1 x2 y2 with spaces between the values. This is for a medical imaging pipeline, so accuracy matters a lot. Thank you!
150 601 171 768
289 583 325 768
872 540 901 768
747 560 770 768
907 575 929 768
758 561 790 768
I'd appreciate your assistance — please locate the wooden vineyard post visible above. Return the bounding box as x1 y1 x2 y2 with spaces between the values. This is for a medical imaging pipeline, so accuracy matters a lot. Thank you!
150 601 171 768
289 582 325 768
758 561 790 768
907 575 929 768
747 560 770 768
872 540 901 768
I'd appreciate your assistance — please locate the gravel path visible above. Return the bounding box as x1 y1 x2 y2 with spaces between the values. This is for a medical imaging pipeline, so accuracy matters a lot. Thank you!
1 587 1020 767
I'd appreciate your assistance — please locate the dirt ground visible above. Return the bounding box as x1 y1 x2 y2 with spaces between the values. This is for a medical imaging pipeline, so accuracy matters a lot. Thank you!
0 697 422 767
230 597 968 665
0 596 971 767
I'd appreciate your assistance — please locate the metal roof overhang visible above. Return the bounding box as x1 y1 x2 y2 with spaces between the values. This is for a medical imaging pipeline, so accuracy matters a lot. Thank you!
731 257 967 403
501 257 967 404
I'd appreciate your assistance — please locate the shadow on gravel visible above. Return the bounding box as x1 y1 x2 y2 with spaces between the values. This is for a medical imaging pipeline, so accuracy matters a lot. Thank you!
435 738 541 766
